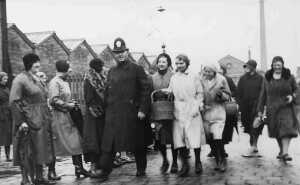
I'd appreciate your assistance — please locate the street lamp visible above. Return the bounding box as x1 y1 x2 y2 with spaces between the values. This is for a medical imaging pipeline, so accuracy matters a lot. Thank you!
157 6 166 12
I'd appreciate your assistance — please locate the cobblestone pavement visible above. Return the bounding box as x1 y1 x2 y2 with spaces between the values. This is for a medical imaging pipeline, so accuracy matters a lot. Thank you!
1 127 300 185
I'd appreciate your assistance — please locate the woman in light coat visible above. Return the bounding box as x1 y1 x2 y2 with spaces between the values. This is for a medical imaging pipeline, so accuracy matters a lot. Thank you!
165 54 206 177
201 64 231 172
48 60 90 178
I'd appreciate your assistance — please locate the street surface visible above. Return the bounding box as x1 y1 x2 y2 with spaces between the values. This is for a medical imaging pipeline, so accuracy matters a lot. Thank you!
1 126 300 185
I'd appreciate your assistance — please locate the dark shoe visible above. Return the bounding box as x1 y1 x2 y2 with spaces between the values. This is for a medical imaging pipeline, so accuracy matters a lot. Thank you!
136 171 146 177
214 163 220 171
90 169 102 178
214 157 220 171
75 166 90 178
160 160 169 174
222 152 228 158
96 174 108 183
207 151 214 158
113 159 122 168
219 159 227 172
34 178 56 185
20 180 34 185
276 152 283 159
6 158 12 162
48 170 61 181
177 162 190 177
170 162 178 173
282 154 292 161
195 161 203 174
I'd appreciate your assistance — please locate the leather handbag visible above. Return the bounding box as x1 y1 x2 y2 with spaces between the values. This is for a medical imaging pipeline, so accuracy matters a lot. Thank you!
224 97 239 116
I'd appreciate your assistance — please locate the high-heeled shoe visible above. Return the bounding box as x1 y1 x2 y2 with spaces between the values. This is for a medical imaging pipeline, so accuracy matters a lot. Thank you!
195 161 203 174
75 166 90 178
48 169 62 181
170 162 178 173
34 177 55 185
160 160 169 174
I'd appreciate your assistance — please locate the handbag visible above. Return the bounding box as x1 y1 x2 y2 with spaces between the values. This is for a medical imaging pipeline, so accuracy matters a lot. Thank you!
224 97 239 116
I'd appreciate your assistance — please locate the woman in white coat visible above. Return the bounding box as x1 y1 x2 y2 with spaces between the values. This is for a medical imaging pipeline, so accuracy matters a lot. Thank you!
201 64 231 172
166 54 206 177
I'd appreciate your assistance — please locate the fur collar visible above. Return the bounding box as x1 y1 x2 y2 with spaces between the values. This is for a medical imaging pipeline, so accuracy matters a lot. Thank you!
265 68 291 81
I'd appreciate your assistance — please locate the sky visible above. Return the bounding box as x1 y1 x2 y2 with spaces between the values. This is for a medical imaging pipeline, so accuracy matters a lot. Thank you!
6 0 300 73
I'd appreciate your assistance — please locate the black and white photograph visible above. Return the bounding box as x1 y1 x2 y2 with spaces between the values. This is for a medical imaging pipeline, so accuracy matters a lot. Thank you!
1 0 300 184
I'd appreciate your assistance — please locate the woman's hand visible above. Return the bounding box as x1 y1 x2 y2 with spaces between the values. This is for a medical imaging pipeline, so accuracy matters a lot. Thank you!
286 95 293 104
192 112 200 118
138 111 146 120
19 122 29 131
67 102 76 109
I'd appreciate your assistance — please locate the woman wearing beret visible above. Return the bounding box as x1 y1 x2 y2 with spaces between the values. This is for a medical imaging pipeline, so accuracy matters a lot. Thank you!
165 54 206 177
83 58 106 176
48 60 90 178
10 53 54 185
201 64 231 172
151 53 179 174
0 72 12 162
257 56 298 162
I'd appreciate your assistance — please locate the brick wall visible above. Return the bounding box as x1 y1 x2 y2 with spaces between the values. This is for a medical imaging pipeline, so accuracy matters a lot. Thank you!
99 47 116 68
35 36 69 78
69 44 94 74
7 28 34 75
137 56 150 73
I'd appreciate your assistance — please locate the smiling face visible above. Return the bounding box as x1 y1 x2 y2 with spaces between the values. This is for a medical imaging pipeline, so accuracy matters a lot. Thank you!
0 75 8 86
203 67 216 80
157 56 169 71
272 61 283 73
175 57 187 73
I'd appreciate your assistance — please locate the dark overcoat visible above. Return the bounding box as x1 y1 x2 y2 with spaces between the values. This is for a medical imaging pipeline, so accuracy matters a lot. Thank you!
83 78 105 161
0 85 12 146
222 75 238 143
258 69 298 138
101 61 150 152
236 72 264 134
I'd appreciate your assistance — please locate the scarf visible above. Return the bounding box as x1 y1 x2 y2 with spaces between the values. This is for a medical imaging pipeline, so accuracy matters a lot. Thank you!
84 68 106 99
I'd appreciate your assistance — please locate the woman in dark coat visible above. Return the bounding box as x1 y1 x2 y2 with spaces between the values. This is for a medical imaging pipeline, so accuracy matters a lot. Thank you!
221 66 237 155
151 53 179 174
83 58 106 176
257 56 298 162
0 72 12 162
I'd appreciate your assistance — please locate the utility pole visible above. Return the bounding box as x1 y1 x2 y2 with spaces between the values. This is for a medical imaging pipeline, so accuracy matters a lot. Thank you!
248 47 252 60
260 0 268 71
0 0 11 76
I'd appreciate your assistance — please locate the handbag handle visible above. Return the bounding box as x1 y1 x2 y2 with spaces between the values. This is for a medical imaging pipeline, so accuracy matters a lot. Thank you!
151 90 174 103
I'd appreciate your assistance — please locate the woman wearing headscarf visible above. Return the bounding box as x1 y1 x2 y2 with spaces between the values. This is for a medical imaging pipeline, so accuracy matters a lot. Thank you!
165 54 206 177
9 53 54 185
48 60 90 178
151 53 179 174
201 64 231 172
257 56 298 162
0 72 12 162
83 58 106 176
